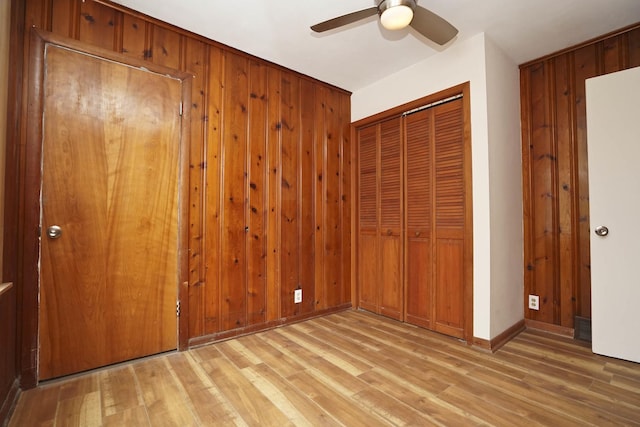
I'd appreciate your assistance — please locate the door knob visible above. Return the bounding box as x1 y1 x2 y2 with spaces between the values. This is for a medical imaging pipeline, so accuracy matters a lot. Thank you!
47 225 62 239
594 225 609 237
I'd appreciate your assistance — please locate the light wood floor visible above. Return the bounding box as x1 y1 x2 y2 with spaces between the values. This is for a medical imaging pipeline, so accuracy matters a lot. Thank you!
8 310 640 426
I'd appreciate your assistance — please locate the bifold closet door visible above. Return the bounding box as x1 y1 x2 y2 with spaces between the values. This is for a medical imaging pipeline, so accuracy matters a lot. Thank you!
404 99 465 339
379 118 403 319
404 109 433 329
357 118 403 320
357 98 465 337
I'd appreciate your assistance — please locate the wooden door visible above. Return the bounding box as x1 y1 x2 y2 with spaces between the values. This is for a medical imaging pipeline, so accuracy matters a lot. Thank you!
39 43 183 380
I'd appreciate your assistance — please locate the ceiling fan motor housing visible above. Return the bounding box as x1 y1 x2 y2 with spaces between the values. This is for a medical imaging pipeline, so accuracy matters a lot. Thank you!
378 0 417 15
378 0 417 30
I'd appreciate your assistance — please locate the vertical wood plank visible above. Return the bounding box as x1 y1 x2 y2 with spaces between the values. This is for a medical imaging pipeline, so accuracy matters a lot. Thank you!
553 55 578 328
572 44 598 319
339 91 352 305
629 28 640 67
78 0 117 51
220 52 248 331
299 79 316 315
528 60 557 324
51 0 77 37
601 36 624 74
184 38 207 339
203 46 225 335
279 72 300 317
149 24 181 69
314 86 326 309
246 60 268 326
120 15 148 61
265 68 282 322
324 89 344 308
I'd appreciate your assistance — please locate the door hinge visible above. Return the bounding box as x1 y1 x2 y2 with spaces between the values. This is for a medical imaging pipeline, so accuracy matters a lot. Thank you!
179 102 183 116
176 300 181 317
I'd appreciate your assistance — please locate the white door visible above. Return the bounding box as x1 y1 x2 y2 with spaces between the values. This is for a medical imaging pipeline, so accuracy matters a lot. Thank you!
586 66 640 363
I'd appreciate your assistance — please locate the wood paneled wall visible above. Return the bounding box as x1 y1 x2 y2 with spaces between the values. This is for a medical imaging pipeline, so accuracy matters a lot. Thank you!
5 0 351 370
0 285 17 422
520 24 640 329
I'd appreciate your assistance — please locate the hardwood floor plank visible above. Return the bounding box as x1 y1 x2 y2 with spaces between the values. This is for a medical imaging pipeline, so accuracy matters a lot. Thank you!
58 375 100 401
132 357 199 426
286 371 391 427
8 382 61 427
246 332 308 378
505 340 613 382
523 373 640 424
269 329 370 397
352 387 436 426
241 365 316 426
245 363 341 426
55 390 102 427
438 386 533 426
603 360 640 382
166 352 244 426
201 348 292 426
470 367 631 426
588 378 640 407
101 405 150 426
99 365 143 417
610 373 640 393
285 322 374 374
445 368 585 426
494 347 597 388
357 369 475 426
8 311 640 427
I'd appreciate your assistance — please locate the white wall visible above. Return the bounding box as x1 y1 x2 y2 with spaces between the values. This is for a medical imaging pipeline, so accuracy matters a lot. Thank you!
352 33 522 341
484 36 524 338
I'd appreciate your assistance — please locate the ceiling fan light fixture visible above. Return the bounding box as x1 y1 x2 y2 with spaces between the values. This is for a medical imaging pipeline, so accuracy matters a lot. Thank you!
379 0 415 31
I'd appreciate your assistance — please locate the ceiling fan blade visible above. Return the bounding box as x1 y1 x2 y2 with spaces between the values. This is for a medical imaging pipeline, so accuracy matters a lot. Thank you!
410 6 458 45
311 7 378 32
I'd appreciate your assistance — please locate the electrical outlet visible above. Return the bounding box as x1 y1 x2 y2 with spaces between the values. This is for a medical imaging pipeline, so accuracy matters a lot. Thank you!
294 288 302 304
528 294 540 310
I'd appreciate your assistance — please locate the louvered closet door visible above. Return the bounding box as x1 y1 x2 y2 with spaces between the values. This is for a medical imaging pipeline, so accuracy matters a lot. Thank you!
404 98 465 338
379 118 403 319
433 99 464 338
358 124 379 313
405 109 433 329
357 118 403 320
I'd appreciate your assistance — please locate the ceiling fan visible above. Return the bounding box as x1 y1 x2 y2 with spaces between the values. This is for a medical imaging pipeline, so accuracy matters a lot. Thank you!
310 0 458 46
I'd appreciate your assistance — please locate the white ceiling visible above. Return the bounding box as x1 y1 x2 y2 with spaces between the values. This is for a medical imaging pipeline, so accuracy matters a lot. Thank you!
112 0 640 92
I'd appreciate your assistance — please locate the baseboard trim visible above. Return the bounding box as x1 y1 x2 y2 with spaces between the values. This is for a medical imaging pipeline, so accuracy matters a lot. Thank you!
0 379 20 427
188 304 352 348
473 319 526 352
525 318 574 337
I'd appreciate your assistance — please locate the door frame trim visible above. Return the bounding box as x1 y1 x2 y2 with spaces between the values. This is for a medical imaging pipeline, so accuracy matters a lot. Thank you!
20 28 192 388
